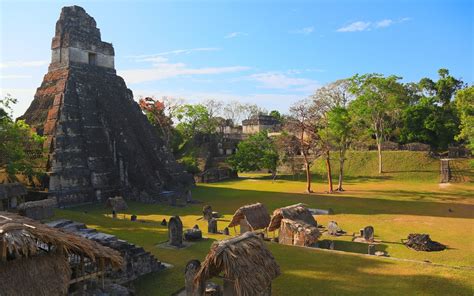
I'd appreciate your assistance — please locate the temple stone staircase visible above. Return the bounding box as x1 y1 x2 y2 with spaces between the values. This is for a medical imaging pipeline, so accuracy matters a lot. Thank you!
47 219 164 283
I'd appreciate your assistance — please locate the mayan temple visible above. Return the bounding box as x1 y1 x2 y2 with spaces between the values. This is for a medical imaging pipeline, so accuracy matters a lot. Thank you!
20 6 193 206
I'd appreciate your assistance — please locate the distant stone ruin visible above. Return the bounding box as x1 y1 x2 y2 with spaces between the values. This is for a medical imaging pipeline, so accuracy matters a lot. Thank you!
19 6 193 206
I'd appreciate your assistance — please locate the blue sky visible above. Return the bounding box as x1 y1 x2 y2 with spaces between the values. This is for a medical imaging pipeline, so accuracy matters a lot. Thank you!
1 0 473 118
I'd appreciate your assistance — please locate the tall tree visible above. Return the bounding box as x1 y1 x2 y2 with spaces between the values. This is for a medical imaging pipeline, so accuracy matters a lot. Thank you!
349 74 407 174
455 86 474 153
326 106 352 191
139 96 174 148
285 99 322 193
312 79 353 192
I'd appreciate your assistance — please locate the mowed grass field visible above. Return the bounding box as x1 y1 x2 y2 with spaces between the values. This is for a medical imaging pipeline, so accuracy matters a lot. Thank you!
53 152 474 295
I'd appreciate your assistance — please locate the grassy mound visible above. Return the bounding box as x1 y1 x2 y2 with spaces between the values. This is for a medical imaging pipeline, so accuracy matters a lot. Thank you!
312 151 472 182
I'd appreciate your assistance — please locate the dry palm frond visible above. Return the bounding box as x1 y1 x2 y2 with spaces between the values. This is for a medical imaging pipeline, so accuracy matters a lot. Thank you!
194 232 280 296
228 203 270 230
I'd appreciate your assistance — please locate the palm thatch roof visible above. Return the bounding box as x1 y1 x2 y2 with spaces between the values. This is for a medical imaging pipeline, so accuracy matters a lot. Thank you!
0 211 123 268
228 203 270 230
194 232 280 296
0 182 27 200
0 253 71 295
267 203 317 232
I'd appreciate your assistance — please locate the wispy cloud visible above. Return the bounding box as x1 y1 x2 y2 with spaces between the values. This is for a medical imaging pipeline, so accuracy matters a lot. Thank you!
225 32 248 39
337 17 411 32
0 60 48 68
290 26 315 35
375 19 393 28
249 72 320 92
120 64 250 84
337 21 371 32
127 47 220 60
123 47 249 83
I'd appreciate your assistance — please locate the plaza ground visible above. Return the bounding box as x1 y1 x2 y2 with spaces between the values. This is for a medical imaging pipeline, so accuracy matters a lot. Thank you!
54 152 474 295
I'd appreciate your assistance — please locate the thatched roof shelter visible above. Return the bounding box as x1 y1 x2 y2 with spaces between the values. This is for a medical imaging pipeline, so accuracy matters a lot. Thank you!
0 182 27 200
267 203 317 232
0 212 123 295
228 203 270 231
194 232 280 296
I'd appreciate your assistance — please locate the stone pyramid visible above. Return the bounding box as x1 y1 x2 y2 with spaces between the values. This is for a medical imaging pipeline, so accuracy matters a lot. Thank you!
20 6 193 206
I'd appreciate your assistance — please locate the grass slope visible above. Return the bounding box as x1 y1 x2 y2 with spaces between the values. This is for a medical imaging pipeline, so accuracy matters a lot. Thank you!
312 151 472 182
54 162 473 295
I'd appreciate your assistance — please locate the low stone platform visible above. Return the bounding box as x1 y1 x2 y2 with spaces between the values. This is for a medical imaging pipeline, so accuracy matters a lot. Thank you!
47 219 165 283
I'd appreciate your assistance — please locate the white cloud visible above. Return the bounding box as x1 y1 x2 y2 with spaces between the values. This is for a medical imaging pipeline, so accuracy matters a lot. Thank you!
225 32 248 39
290 26 315 35
375 19 393 28
120 63 250 84
337 21 371 32
127 47 220 60
338 17 411 32
0 60 48 69
249 72 320 92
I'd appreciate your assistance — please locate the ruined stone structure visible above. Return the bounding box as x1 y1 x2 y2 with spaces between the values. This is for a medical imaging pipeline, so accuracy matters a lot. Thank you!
20 6 193 206
242 114 281 134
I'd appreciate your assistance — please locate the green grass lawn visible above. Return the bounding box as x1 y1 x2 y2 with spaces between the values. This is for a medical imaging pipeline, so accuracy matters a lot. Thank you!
53 152 474 295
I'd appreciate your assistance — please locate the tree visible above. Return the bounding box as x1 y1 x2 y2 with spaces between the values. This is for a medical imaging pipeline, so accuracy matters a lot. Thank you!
399 96 459 150
227 131 279 177
175 104 217 142
139 96 174 148
202 99 223 118
349 74 407 174
312 79 353 192
326 106 352 191
0 95 45 182
419 69 464 106
223 101 246 126
285 99 322 193
269 110 282 122
455 86 474 153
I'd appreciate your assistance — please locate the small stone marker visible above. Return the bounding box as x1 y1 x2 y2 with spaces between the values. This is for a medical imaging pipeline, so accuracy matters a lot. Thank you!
208 218 218 234
185 260 201 295
203 205 213 221
363 226 374 242
327 221 340 235
184 228 202 241
368 244 376 255
130 214 137 221
223 227 230 235
161 218 167 226
168 216 183 247
185 190 192 203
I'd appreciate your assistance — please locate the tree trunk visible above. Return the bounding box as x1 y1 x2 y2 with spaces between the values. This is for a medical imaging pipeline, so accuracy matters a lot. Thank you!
325 150 333 193
337 149 345 191
303 156 312 193
377 142 383 174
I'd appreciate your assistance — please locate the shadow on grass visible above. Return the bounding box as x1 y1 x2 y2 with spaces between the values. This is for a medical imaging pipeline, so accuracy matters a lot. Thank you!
65 184 474 221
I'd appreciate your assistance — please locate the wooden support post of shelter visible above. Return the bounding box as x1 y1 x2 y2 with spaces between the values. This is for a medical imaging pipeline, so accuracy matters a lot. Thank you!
0 239 6 262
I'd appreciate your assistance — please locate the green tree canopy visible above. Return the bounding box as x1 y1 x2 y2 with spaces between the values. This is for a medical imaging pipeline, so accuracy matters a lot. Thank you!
227 131 279 175
455 86 474 152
